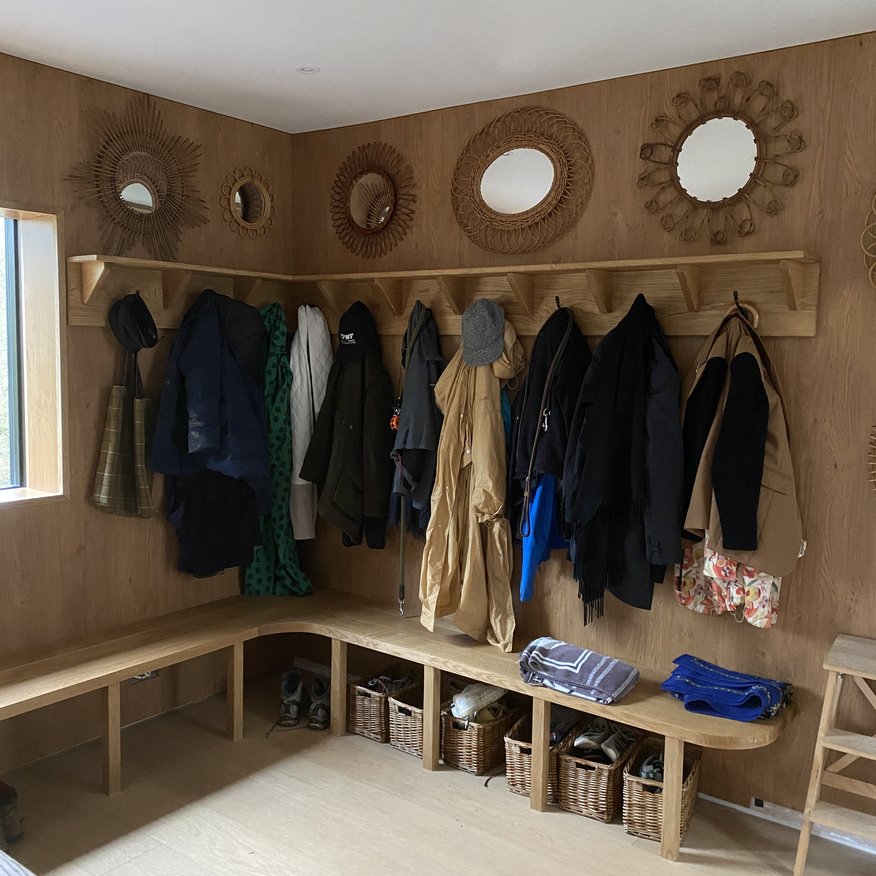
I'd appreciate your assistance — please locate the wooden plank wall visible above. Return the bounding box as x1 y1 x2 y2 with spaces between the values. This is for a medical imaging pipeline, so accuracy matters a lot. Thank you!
292 32 876 811
0 52 295 770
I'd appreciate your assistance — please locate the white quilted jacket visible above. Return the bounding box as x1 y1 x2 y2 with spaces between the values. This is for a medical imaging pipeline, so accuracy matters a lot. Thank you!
289 305 333 539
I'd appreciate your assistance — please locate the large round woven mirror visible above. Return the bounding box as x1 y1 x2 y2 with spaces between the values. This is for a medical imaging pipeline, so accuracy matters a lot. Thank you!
330 142 416 258
349 170 395 231
675 116 758 204
479 148 556 214
452 106 593 254
638 71 805 244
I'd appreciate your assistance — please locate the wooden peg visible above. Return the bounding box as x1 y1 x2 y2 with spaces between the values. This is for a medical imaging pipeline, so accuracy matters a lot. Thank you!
675 264 702 312
232 276 262 301
506 273 535 316
373 278 405 316
435 276 466 315
161 269 192 307
585 269 613 313
80 260 112 303
779 259 803 311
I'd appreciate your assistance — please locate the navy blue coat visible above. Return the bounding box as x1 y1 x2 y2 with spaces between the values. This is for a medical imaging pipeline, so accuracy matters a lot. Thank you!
150 290 271 512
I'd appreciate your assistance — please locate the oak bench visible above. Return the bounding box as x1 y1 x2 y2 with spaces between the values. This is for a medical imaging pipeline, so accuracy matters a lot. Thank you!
0 590 793 862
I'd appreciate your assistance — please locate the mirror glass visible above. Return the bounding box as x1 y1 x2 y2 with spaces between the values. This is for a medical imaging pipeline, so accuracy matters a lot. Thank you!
676 116 758 203
232 180 268 226
349 171 395 230
119 181 155 214
479 148 555 214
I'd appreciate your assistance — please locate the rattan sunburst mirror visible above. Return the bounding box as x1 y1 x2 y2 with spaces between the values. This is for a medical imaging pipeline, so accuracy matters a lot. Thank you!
220 168 275 239
69 96 208 260
451 106 594 255
330 142 416 258
638 72 805 244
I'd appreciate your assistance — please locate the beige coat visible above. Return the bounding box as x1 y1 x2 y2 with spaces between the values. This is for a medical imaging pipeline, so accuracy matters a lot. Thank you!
683 316 803 576
419 322 525 652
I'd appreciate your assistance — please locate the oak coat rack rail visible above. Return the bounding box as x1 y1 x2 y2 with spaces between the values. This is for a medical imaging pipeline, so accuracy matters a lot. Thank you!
67 251 820 337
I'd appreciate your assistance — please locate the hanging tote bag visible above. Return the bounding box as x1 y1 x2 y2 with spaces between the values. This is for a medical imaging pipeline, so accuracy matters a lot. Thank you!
91 292 159 517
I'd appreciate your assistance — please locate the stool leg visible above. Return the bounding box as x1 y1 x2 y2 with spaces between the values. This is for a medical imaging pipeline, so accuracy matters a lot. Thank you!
103 683 121 795
660 737 685 861
530 697 550 811
330 639 348 736
423 665 441 771
226 642 244 742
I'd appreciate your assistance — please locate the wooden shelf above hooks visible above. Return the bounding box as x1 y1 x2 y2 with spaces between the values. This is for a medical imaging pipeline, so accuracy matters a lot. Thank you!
66 251 820 337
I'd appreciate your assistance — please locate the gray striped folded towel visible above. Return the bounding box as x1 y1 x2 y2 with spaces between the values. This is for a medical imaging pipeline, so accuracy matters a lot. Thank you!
519 637 639 705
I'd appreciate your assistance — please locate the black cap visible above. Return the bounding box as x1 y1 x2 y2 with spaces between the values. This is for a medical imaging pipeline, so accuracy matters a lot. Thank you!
336 301 379 363
108 292 158 354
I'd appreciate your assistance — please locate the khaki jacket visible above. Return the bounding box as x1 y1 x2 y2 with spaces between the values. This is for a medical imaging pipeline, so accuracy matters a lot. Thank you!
419 322 526 652
683 316 803 576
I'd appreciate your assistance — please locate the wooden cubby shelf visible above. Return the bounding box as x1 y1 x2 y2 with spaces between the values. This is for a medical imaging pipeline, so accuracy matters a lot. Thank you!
67 250 820 336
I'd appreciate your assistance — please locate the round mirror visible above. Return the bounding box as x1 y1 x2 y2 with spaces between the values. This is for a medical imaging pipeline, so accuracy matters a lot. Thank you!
119 181 156 214
349 171 395 231
675 116 758 204
479 148 556 214
230 179 269 227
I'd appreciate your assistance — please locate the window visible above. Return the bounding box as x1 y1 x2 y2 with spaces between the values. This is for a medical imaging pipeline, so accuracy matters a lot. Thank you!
0 204 64 506
0 218 22 489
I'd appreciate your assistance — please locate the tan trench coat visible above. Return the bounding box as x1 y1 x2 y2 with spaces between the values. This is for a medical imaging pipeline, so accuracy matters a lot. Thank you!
419 322 525 652
683 316 803 576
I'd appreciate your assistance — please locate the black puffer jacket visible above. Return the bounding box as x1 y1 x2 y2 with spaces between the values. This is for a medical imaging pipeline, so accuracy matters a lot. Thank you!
300 302 394 549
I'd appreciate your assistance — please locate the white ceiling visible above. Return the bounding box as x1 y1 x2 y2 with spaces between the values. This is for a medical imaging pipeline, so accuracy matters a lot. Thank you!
1 1 874 134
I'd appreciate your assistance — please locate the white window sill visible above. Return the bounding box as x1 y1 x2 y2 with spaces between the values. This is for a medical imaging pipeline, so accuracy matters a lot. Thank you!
0 487 66 509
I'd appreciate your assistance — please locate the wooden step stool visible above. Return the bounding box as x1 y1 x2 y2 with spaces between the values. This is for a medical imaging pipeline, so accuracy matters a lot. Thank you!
795 634 876 875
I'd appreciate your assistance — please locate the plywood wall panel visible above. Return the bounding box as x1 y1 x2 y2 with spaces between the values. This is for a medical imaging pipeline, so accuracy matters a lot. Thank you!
294 32 876 811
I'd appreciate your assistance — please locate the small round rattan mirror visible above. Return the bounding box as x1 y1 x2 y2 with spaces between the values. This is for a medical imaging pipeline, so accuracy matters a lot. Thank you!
638 72 805 244
220 168 275 238
330 143 416 258
451 106 594 255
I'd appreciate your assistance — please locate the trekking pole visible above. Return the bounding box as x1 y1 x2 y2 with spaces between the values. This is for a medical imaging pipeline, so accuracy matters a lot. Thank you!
398 494 407 616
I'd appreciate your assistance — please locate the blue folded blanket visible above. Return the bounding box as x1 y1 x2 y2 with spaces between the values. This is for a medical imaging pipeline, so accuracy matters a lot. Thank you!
519 637 639 705
661 655 792 722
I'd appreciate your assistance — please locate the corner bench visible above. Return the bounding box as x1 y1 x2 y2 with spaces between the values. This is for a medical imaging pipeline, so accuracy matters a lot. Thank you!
0 591 793 862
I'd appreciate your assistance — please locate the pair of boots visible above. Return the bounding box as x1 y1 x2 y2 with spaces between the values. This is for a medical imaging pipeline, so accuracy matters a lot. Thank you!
0 781 23 852
279 671 330 731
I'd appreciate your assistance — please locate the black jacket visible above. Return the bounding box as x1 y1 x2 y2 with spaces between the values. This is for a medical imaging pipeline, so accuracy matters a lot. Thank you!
508 307 590 530
562 294 683 621
390 301 445 536
300 302 394 548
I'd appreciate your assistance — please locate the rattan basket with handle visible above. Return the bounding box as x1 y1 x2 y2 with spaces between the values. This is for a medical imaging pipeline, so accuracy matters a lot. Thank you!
504 714 578 803
622 738 702 842
441 699 517 775
556 729 638 821
347 664 416 743
388 684 424 758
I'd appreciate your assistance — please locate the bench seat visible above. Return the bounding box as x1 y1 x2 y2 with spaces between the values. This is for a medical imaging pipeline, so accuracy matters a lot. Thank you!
0 589 794 862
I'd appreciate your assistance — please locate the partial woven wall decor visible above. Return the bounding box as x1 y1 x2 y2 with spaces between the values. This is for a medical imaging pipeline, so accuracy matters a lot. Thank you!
861 192 876 289
451 106 594 254
330 142 416 259
69 95 208 261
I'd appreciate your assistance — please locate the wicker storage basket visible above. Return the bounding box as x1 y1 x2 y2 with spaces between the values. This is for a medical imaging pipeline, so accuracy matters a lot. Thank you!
504 715 573 803
441 700 516 775
622 738 702 842
347 665 416 743
388 685 424 758
556 730 637 821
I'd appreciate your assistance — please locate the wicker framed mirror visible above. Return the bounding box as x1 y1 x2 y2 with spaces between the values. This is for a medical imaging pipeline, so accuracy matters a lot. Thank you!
451 106 593 254
638 72 805 244
69 96 208 260
330 142 416 258
220 168 275 238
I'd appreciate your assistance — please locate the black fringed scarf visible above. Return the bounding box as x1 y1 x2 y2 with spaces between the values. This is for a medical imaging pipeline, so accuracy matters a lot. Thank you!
562 294 662 622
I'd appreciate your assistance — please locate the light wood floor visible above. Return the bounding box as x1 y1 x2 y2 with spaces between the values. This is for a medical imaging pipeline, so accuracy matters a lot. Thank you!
3 678 873 876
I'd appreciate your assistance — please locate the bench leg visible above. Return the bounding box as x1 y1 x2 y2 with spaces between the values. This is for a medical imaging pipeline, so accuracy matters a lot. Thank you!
330 639 348 736
530 697 550 811
103 683 121 795
422 665 441 771
661 736 685 861
226 642 244 742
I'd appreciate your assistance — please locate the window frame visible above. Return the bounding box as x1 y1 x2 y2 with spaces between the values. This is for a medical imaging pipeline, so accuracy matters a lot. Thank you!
2 217 24 489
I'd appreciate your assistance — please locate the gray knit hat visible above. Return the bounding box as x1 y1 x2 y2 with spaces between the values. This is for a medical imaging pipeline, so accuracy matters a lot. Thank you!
461 299 505 366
